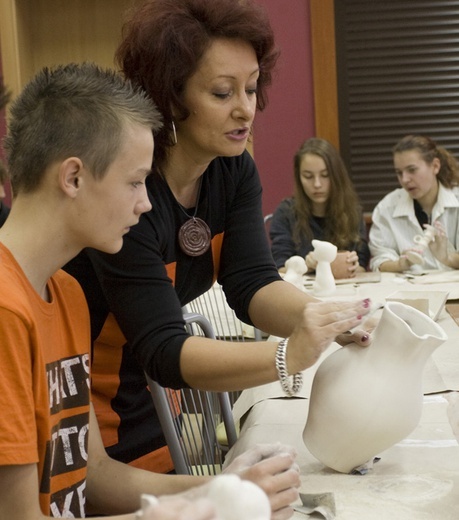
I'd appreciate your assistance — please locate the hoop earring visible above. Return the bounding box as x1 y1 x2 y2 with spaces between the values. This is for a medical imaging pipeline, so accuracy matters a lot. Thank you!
171 121 177 145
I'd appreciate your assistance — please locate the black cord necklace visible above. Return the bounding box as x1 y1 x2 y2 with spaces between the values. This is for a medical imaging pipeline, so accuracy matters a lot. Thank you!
162 172 211 257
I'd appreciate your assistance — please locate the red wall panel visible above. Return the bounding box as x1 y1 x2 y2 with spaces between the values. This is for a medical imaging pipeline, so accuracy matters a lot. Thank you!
255 0 315 216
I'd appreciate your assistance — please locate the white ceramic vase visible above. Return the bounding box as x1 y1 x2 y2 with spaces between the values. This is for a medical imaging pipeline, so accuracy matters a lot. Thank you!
284 255 308 292
303 301 448 473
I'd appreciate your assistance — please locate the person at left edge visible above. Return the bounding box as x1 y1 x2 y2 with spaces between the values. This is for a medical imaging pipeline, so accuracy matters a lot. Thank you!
0 79 11 226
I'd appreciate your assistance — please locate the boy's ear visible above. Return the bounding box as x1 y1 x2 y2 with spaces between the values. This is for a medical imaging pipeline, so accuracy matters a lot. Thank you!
59 157 85 197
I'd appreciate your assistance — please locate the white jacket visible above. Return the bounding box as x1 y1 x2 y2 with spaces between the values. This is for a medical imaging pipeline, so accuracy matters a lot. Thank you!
369 184 459 271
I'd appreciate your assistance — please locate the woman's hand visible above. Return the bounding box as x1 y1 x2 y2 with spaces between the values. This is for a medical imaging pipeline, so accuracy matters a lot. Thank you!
308 250 362 277
336 310 378 347
428 221 452 265
287 299 372 373
345 250 360 277
223 444 300 520
398 252 417 272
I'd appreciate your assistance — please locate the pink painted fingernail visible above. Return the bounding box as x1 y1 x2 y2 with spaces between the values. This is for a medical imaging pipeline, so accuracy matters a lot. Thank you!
363 298 370 308
361 334 370 342
357 315 362 320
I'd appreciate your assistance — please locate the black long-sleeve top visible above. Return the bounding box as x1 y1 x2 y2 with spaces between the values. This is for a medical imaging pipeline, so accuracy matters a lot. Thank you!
64 150 281 469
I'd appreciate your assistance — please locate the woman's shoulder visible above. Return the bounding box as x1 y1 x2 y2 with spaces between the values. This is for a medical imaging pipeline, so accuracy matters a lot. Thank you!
271 198 295 226
374 187 406 208
440 183 459 196
207 151 261 196
436 183 459 207
212 150 256 175
274 197 294 211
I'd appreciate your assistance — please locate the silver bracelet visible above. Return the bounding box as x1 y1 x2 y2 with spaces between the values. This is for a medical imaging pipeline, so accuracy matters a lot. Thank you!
275 338 303 396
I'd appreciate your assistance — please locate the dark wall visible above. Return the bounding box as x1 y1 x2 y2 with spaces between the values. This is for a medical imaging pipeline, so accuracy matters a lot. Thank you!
335 0 459 213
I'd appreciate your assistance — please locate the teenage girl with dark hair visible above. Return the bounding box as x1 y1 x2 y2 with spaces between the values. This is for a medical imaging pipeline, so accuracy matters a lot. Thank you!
270 137 369 275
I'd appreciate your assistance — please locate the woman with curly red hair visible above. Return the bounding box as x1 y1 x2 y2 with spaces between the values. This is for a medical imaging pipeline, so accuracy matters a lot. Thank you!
65 5 371 513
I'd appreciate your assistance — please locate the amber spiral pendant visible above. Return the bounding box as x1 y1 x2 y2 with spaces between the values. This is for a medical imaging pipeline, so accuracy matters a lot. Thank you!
178 217 211 256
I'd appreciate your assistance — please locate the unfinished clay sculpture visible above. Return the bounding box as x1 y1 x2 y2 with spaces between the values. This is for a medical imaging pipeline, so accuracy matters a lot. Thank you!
284 255 308 291
303 301 448 473
137 475 270 520
311 239 337 297
405 223 436 265
207 474 270 520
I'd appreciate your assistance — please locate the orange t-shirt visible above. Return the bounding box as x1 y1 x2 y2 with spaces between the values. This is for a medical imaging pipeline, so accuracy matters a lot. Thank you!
0 244 91 516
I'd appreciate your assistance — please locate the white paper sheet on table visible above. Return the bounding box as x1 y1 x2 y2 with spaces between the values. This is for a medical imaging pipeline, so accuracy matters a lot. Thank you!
304 271 381 286
408 269 459 286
